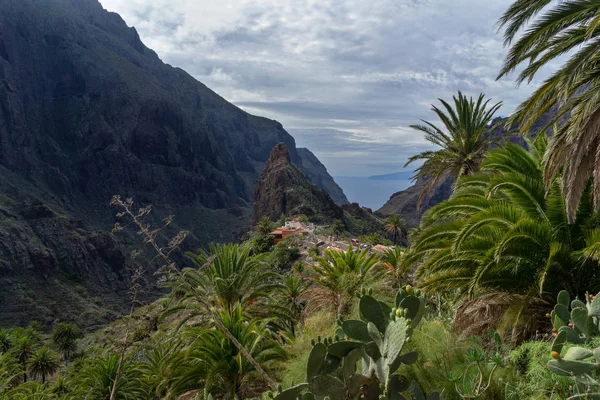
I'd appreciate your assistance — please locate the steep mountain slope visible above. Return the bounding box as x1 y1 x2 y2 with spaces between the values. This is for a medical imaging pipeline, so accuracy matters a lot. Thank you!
296 148 349 205
0 0 344 327
253 143 343 224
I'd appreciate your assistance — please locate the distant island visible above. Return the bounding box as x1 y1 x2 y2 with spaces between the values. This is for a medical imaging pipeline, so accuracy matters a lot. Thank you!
368 171 414 181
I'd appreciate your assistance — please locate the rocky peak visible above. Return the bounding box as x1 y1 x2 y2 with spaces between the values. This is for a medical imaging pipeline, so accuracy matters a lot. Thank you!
253 143 343 225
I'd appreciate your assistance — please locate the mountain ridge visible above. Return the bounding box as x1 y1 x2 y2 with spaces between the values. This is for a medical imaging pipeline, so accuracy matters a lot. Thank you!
0 0 346 327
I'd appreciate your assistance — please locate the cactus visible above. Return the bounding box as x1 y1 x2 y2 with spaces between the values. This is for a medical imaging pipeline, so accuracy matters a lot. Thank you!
550 290 600 352
279 285 443 400
547 289 600 394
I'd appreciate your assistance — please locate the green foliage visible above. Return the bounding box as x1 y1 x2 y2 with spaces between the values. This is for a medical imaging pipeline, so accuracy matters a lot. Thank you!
182 304 288 398
507 340 571 399
313 246 381 315
71 355 146 399
498 0 600 222
276 286 443 399
405 91 502 207
181 243 281 313
332 219 345 239
549 290 600 353
406 135 600 298
252 234 275 255
270 240 301 270
277 214 286 228
51 322 81 362
385 215 407 245
360 232 392 246
27 347 59 384
257 216 276 235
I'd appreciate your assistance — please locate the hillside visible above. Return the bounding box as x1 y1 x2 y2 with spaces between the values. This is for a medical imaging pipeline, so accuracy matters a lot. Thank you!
0 0 345 328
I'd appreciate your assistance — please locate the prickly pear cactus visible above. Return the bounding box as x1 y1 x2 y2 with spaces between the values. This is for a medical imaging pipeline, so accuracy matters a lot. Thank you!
549 290 600 354
547 290 600 395
277 285 443 400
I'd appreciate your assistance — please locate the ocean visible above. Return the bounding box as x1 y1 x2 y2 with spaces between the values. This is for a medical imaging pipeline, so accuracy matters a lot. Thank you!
334 176 413 211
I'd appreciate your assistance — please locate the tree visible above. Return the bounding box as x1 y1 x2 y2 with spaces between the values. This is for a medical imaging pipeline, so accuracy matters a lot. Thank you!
10 328 41 383
51 323 81 363
277 213 286 227
0 330 11 354
384 215 407 245
255 216 275 236
497 0 600 222
406 92 502 207
314 246 381 316
405 136 600 298
331 219 345 240
139 341 190 400
269 275 308 337
27 347 59 384
381 246 408 287
181 244 281 314
179 305 287 399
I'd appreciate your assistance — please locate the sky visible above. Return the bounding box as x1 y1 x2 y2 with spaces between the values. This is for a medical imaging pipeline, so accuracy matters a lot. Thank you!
99 0 559 178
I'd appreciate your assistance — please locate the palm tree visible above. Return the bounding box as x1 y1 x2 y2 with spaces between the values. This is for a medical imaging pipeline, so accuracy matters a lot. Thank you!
270 275 308 337
72 355 146 399
405 135 600 299
10 329 41 383
181 244 281 314
27 347 59 384
314 246 381 315
406 92 502 207
51 323 81 363
381 246 408 287
255 216 275 236
497 0 600 222
384 215 407 245
177 305 287 399
139 341 190 400
0 330 11 354
331 219 345 240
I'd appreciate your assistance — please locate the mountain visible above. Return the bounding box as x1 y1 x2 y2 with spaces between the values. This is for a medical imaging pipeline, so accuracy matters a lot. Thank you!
253 143 343 224
296 148 349 205
368 171 414 181
0 0 344 328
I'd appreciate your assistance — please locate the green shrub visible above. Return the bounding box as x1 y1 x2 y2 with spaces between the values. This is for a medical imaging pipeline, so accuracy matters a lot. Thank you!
506 340 570 399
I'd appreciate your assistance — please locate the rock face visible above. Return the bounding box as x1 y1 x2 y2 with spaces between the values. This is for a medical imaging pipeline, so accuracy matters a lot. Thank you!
0 0 344 327
253 144 344 224
297 148 349 206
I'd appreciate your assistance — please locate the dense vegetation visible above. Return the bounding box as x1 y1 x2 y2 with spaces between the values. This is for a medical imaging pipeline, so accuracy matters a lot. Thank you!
6 0 600 399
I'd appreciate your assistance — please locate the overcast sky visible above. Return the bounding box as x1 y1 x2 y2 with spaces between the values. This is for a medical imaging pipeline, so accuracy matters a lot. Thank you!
99 0 558 177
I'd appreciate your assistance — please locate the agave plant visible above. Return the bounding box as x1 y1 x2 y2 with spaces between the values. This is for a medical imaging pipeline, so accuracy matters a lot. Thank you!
405 135 600 299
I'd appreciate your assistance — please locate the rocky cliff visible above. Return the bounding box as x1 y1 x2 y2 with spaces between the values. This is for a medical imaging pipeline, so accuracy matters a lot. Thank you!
253 144 344 224
296 148 349 206
0 0 345 328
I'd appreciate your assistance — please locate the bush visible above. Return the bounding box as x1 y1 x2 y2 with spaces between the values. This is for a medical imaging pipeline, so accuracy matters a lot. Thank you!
506 340 571 399
360 232 392 245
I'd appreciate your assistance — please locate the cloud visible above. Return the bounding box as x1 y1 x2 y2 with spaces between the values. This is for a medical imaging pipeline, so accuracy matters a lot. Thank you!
99 0 556 177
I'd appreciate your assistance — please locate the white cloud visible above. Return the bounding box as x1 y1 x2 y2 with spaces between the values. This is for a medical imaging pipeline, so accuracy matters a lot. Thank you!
98 0 554 176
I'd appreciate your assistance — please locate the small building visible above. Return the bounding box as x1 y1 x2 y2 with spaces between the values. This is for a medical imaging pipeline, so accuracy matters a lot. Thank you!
269 225 309 244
